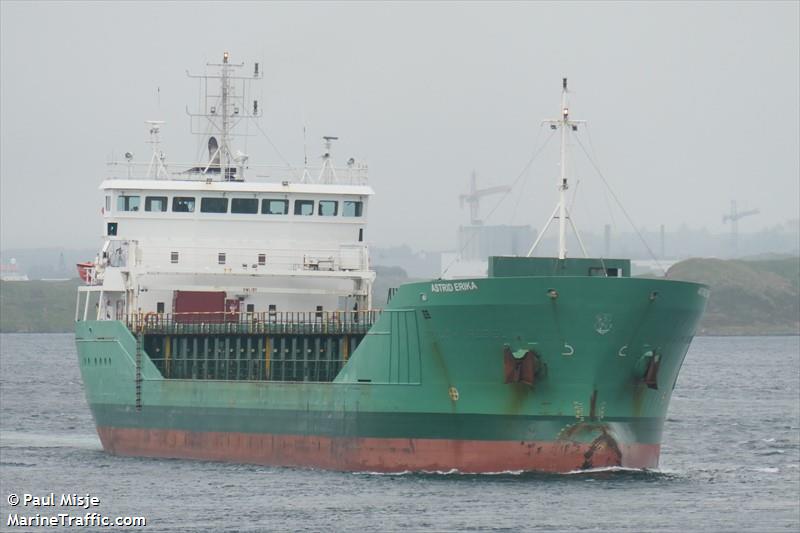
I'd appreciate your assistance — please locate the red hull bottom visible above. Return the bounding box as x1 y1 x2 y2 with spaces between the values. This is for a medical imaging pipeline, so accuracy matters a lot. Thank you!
97 427 660 473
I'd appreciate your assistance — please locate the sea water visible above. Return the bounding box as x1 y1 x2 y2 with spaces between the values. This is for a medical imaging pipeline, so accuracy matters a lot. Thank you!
1 334 798 532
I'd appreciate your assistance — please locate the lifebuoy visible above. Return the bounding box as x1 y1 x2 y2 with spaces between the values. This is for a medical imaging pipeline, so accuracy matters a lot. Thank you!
144 312 158 327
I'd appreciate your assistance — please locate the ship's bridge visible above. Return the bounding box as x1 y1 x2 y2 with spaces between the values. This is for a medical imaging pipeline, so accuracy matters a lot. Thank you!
101 177 371 247
100 173 373 269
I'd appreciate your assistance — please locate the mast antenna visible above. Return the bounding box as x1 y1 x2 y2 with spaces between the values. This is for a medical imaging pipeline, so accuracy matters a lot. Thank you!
186 51 258 181
301 118 311 183
145 120 167 178
304 125 308 167
318 136 339 184
527 77 588 259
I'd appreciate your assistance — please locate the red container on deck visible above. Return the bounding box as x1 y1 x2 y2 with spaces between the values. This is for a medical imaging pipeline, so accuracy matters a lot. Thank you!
173 291 226 323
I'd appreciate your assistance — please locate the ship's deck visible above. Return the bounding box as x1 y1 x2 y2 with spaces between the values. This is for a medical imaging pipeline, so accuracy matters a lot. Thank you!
126 311 378 382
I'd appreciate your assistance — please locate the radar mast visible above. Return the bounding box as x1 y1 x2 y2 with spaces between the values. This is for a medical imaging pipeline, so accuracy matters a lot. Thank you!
186 51 262 180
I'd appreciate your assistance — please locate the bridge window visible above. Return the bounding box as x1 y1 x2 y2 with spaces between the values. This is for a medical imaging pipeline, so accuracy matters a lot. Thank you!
105 196 111 212
201 197 228 213
145 196 168 212
231 198 258 214
117 195 140 212
318 200 338 216
172 197 195 213
218 252 226 265
294 200 314 216
258 253 266 266
262 199 288 215
171 251 179 263
343 201 363 217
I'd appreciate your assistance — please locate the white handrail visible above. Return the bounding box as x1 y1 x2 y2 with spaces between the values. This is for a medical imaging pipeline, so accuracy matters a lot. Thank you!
105 161 369 185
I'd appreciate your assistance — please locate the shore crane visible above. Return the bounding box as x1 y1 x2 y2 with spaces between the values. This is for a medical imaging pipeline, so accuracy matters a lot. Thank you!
723 200 759 257
459 171 511 226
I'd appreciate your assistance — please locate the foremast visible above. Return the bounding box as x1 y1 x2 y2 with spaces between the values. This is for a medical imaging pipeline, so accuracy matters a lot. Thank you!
527 78 588 259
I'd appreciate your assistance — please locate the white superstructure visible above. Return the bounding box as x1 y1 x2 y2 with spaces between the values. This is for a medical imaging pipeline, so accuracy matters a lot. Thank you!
78 53 374 322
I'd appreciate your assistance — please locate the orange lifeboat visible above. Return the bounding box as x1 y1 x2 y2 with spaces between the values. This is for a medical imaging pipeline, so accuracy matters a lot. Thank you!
76 262 95 284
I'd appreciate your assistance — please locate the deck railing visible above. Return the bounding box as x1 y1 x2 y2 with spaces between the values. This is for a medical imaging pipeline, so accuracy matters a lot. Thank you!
127 310 380 336
105 161 370 185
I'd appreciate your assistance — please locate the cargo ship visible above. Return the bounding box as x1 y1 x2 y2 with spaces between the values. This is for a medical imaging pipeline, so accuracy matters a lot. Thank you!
75 54 708 473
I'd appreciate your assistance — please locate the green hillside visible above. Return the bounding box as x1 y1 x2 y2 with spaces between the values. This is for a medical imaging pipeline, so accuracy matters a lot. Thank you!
666 257 800 335
1 279 82 333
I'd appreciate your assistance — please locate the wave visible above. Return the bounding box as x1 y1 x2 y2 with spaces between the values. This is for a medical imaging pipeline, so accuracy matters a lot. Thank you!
352 465 676 480
563 465 654 475
0 431 101 451
0 461 37 468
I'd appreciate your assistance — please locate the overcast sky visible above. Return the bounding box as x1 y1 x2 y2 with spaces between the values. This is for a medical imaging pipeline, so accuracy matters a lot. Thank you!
1 1 798 253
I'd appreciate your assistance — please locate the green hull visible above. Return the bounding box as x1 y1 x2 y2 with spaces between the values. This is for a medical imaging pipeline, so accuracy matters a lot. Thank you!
75 270 708 472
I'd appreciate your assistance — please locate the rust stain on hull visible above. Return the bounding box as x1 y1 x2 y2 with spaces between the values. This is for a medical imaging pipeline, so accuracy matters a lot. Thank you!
589 389 598 420
557 421 629 470
581 430 623 470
